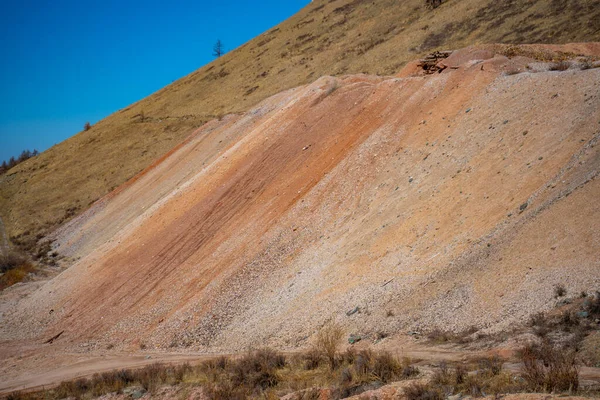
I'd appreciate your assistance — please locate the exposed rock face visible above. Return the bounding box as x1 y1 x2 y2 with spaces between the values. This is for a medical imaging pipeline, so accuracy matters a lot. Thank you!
2 45 599 354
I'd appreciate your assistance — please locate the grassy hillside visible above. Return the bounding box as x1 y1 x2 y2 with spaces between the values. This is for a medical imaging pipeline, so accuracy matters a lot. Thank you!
1 0 599 248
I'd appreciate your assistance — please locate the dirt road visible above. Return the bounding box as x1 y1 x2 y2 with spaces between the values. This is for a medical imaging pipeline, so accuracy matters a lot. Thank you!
0 338 478 395
0 352 211 395
1 345 599 396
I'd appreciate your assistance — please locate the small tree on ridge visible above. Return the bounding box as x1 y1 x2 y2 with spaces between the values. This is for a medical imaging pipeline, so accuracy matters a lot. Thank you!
213 39 225 58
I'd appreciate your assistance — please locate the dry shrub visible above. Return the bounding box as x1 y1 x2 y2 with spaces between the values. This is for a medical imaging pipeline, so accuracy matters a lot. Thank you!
401 358 420 379
431 362 451 386
520 342 579 392
0 268 29 289
0 251 29 273
0 250 35 290
371 352 402 382
347 350 415 386
302 347 322 370
427 358 522 396
202 355 229 372
342 347 356 364
204 381 248 400
289 387 322 400
352 349 374 378
404 382 443 400
478 354 503 377
559 310 581 332
230 349 285 390
314 322 344 370
585 291 600 317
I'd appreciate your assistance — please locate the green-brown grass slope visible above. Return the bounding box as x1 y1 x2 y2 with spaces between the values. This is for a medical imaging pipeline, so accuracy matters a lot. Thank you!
1 0 599 246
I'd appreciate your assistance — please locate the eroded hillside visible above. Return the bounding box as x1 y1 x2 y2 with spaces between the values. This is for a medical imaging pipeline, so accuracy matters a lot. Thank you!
2 0 600 248
1 46 599 358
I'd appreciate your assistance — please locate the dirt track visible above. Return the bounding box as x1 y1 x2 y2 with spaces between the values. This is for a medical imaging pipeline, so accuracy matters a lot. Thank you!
1 342 599 396
0 338 489 395
0 352 208 395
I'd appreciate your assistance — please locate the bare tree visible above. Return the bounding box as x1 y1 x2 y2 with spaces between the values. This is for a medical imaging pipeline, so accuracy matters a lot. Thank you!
213 39 225 58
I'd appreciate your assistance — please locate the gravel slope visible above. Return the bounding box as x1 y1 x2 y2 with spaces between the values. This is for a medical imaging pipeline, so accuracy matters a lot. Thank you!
1 45 599 361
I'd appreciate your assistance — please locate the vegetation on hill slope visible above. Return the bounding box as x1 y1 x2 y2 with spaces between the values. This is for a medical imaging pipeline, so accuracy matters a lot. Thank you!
1 0 599 251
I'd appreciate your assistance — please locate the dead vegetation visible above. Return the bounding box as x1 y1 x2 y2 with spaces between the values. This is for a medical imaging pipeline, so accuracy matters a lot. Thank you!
6 346 418 400
520 342 579 392
404 348 584 399
0 250 36 290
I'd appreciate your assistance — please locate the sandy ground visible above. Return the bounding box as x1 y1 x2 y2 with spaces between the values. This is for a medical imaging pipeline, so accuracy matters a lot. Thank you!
1 44 600 396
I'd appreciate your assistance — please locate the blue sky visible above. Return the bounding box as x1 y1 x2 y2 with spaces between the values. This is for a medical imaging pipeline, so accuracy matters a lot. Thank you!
0 0 309 162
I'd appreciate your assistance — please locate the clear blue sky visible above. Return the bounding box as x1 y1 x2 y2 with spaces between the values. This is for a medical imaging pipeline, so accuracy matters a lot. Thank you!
0 0 309 162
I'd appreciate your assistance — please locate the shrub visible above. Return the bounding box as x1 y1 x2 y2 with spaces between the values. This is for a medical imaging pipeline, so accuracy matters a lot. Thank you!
352 349 374 378
230 349 285 390
404 382 443 400
554 284 567 298
314 322 344 370
0 251 31 273
0 251 35 290
478 355 503 377
342 347 356 364
303 348 322 370
585 291 600 317
401 358 420 378
84 122 92 131
204 381 247 400
559 310 581 331
424 0 443 9
371 352 402 383
520 342 579 392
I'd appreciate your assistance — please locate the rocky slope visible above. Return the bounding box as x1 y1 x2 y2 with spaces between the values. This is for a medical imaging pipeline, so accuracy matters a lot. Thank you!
1 45 599 355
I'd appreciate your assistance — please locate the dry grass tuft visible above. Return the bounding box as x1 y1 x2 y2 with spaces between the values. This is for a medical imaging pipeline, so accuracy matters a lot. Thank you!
313 322 344 370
